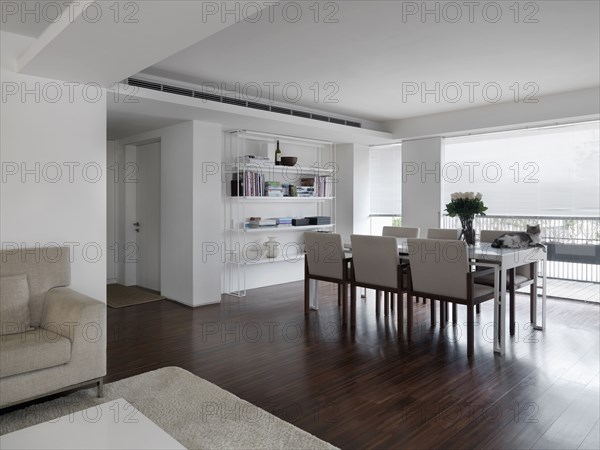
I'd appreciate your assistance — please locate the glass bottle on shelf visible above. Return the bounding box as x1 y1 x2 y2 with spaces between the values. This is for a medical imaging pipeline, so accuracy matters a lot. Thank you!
275 140 282 165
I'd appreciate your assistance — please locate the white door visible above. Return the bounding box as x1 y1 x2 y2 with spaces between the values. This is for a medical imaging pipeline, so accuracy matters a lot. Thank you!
135 142 161 291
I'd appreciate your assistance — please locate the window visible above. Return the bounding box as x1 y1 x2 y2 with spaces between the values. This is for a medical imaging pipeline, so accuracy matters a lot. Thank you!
369 144 402 234
443 121 600 217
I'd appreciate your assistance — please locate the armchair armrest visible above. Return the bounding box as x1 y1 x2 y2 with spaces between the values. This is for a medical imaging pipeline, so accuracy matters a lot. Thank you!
41 287 106 377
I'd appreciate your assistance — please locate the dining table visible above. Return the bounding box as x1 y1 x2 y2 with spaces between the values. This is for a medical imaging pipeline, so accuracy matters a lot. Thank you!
331 239 548 355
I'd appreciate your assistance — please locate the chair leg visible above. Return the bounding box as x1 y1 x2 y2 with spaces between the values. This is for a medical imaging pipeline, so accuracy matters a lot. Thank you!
390 293 394 312
304 268 310 315
398 292 404 334
509 269 516 336
467 304 474 357
452 303 457 324
376 290 381 316
384 292 390 316
430 298 436 326
337 284 342 307
97 379 104 398
423 297 427 305
444 302 449 323
342 283 347 327
440 301 446 328
407 292 413 336
476 304 481 314
350 284 356 327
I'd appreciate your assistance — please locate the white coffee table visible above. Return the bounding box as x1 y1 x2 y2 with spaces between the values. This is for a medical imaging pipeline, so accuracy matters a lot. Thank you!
0 398 185 449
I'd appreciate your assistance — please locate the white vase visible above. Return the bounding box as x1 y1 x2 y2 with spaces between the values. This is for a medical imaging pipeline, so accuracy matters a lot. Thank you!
263 237 280 259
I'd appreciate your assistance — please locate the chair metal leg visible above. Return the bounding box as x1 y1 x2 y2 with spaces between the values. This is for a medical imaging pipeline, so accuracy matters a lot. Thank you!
398 292 404 334
476 303 481 314
376 290 381 316
390 293 394 312
423 297 427 305
337 284 342 307
452 303 457 324
430 298 436 326
97 379 104 398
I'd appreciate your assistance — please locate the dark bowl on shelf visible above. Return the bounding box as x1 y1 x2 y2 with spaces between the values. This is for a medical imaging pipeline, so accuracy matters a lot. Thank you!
281 156 298 166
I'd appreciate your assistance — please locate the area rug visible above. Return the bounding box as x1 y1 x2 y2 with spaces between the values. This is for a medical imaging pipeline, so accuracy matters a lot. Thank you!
107 283 165 308
0 367 338 449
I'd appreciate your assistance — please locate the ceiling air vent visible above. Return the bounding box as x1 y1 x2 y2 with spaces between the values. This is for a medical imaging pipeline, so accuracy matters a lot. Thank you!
247 101 271 111
128 78 162 92
271 106 292 115
195 91 221 102
222 97 247 107
126 78 361 128
292 110 311 119
162 85 193 97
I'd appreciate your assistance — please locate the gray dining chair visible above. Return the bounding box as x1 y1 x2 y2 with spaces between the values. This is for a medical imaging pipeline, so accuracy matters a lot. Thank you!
426 227 462 320
377 226 420 312
350 235 411 334
479 230 538 335
382 226 420 238
304 232 351 325
426 228 461 240
406 238 499 357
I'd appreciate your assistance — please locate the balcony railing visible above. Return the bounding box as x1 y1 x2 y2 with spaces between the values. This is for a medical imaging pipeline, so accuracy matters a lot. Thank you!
441 215 600 283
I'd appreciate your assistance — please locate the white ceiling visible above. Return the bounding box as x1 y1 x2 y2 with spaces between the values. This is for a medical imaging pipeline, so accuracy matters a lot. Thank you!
142 0 600 122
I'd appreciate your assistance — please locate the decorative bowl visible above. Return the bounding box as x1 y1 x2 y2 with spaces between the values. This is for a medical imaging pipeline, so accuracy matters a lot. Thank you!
281 156 298 166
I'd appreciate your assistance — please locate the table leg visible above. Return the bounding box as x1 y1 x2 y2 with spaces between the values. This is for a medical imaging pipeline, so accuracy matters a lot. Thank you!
493 266 505 355
534 259 547 331
309 279 319 310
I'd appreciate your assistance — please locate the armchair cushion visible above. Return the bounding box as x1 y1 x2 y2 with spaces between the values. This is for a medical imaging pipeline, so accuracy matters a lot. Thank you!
0 274 32 336
0 329 71 378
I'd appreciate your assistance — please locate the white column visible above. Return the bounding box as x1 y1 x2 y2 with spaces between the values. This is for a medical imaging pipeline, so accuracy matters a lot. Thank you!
336 143 370 242
401 137 444 234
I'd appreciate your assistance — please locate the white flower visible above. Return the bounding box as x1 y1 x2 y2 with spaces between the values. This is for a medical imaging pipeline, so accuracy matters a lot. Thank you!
475 192 482 200
466 192 475 199
451 193 459 201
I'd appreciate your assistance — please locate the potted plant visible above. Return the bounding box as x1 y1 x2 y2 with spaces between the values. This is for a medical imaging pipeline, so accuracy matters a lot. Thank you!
445 192 488 246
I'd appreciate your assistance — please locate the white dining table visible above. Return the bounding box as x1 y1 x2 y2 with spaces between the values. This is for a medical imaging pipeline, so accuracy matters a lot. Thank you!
334 240 547 355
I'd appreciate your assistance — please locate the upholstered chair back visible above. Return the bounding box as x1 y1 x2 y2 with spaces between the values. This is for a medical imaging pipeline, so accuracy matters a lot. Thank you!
351 235 399 289
407 239 469 299
304 232 345 281
382 226 420 238
426 228 461 240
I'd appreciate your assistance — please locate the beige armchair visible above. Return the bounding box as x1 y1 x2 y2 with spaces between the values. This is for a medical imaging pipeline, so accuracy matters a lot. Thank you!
407 239 499 357
0 247 106 408
304 232 351 324
350 235 411 334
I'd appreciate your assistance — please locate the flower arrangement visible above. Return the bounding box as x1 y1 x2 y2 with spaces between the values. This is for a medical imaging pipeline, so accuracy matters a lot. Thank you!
445 192 488 245
445 192 488 218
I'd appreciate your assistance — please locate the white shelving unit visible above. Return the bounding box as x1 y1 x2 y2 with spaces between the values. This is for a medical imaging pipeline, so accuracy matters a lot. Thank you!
223 130 336 296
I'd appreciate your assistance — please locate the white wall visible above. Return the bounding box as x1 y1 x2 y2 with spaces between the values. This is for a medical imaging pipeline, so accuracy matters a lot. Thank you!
191 121 223 305
106 140 117 283
114 120 223 306
401 137 444 235
1 31 107 301
336 143 370 242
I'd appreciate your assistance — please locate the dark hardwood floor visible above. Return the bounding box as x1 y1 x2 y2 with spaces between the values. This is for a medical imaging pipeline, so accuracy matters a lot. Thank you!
107 281 600 449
